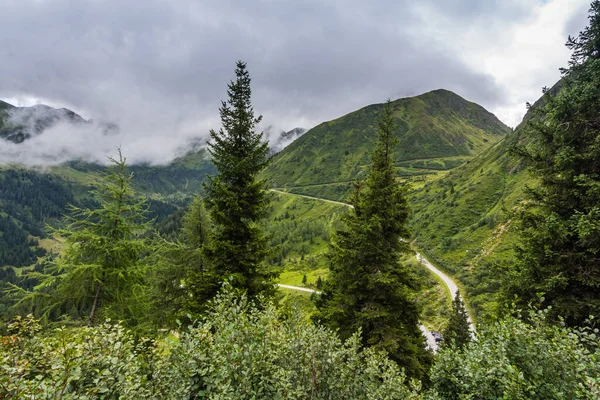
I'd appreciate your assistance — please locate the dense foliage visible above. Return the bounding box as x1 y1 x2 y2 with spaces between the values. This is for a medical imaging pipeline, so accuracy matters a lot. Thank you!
150 196 214 326
202 61 276 301
506 1 600 326
0 169 78 266
430 309 600 399
3 291 599 399
0 287 420 399
11 152 153 327
316 100 432 380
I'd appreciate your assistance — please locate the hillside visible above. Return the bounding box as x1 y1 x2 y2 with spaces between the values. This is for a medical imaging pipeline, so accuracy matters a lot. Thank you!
404 81 571 321
264 89 510 197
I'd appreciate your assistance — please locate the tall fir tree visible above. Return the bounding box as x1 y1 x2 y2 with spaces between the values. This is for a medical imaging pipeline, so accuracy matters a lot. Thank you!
202 61 275 301
12 150 152 327
442 291 471 349
506 1 600 326
315 100 432 381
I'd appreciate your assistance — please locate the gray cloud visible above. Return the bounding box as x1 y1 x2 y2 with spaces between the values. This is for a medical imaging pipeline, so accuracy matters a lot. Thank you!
0 0 559 165
564 2 591 38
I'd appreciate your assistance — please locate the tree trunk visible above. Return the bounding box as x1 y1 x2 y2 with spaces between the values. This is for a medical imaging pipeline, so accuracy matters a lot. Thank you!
89 283 102 326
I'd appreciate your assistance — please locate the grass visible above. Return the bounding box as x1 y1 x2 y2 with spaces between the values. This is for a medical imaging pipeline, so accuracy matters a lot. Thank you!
266 192 346 272
407 254 452 331
408 127 534 320
278 268 328 288
263 89 509 191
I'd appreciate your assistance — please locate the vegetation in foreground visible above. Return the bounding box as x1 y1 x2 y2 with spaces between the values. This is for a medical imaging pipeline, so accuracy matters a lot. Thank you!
2 289 599 399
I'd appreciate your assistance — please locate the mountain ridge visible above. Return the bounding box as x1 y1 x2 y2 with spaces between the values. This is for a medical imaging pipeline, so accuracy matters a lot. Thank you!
264 89 510 189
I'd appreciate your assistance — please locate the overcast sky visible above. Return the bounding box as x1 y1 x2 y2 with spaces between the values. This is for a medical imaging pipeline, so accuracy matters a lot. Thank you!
0 0 591 165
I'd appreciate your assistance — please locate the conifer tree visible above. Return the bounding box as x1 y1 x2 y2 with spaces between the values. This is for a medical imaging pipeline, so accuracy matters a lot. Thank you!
315 100 432 380
442 291 471 349
151 196 212 326
202 61 275 301
506 1 600 326
13 150 152 326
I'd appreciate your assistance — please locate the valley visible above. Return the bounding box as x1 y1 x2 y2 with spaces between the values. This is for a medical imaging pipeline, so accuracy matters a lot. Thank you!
4 1 600 397
0 88 524 326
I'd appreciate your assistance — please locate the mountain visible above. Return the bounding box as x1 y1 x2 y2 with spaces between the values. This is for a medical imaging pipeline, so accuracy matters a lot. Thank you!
405 84 565 320
264 89 510 193
0 89 511 275
0 103 89 144
0 100 14 111
0 101 123 147
267 126 307 154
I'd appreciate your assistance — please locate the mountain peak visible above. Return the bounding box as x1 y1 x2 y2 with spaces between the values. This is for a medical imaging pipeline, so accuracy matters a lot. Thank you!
264 91 510 188
0 103 88 144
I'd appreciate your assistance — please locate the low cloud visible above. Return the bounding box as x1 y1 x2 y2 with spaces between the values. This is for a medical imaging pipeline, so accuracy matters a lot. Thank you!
0 0 591 165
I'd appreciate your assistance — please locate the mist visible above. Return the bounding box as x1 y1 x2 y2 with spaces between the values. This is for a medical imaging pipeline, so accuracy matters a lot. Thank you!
0 102 308 166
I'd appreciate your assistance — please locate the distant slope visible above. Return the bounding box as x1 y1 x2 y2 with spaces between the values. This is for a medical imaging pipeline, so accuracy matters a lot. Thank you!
264 89 510 192
0 100 14 111
409 128 529 318
0 103 88 144
406 85 560 319
51 148 216 197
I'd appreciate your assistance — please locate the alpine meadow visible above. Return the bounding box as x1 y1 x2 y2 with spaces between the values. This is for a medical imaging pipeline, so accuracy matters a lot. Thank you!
1 1 600 399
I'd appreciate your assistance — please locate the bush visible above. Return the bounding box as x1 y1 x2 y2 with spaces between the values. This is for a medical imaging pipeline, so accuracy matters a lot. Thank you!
428 309 600 399
0 286 419 399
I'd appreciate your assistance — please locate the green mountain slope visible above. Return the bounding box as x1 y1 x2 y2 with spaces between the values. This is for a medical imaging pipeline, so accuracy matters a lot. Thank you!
405 81 569 321
52 149 215 198
264 89 510 192
405 87 564 320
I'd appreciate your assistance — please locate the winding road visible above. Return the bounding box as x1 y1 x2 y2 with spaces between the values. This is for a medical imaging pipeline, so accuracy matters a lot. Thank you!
271 189 476 352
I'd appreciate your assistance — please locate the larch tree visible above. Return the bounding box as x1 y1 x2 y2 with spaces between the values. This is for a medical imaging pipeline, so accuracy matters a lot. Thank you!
13 150 152 327
506 0 600 326
202 61 276 302
315 100 432 381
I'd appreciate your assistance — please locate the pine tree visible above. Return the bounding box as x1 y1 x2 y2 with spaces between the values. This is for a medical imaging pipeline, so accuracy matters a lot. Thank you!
202 61 275 302
442 291 471 349
13 150 152 326
315 100 432 380
506 1 600 326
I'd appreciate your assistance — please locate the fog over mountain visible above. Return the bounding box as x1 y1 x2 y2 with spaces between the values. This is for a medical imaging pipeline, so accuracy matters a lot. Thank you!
0 0 589 165
0 101 306 166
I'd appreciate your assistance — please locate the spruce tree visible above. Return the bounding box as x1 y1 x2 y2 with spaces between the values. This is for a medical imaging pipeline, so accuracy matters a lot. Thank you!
13 150 152 326
202 61 275 301
442 291 471 349
506 1 600 326
315 100 432 380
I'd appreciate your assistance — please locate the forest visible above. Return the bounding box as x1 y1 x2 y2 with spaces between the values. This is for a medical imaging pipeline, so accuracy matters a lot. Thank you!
2 1 600 398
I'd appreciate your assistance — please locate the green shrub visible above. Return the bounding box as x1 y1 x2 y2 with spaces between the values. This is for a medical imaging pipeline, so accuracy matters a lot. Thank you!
1 286 418 399
429 309 600 399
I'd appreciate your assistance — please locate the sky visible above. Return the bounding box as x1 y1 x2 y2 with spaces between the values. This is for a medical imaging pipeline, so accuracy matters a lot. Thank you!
0 0 591 165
